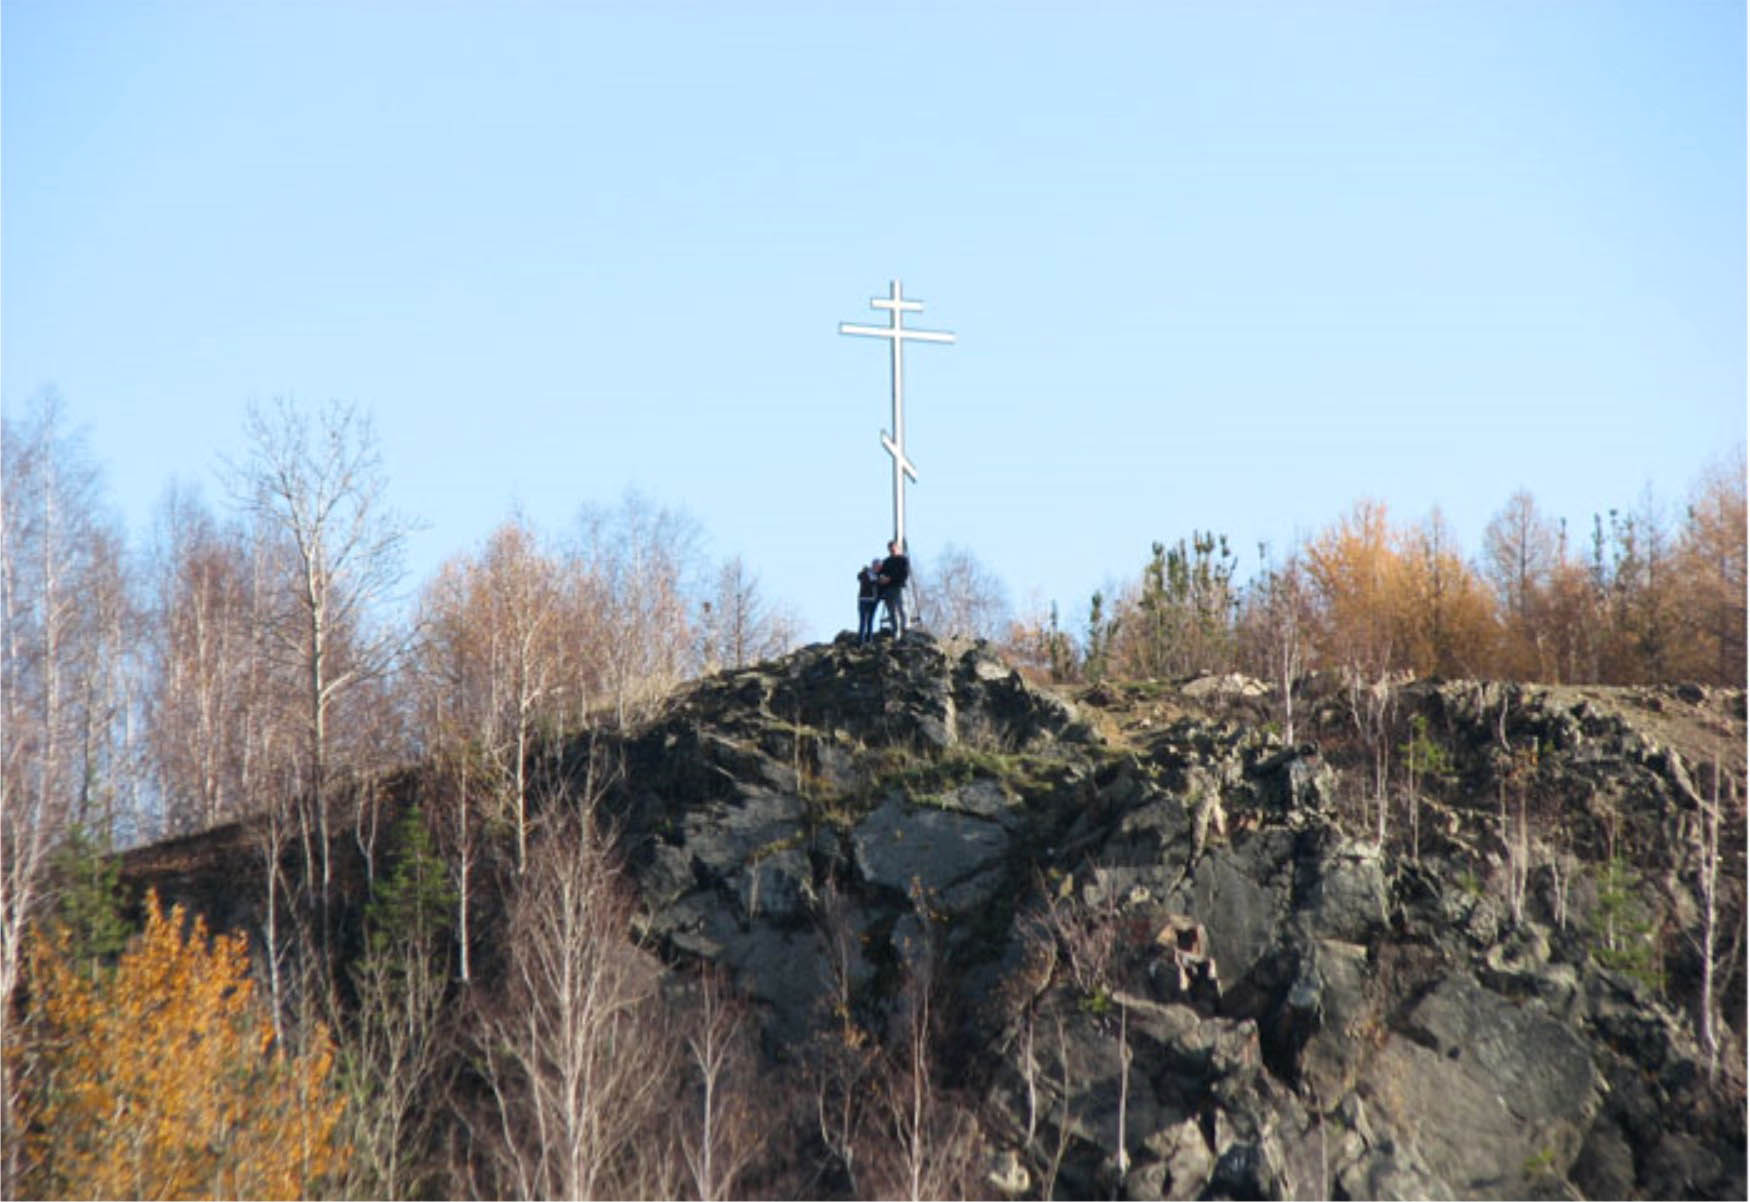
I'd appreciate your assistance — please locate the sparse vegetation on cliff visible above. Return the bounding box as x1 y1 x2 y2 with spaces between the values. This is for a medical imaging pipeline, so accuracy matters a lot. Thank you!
3 394 1743 1199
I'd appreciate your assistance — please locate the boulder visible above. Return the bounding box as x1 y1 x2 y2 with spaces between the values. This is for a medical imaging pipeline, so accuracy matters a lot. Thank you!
1182 672 1269 700
1358 973 1600 1199
1171 837 1292 996
852 795 1013 909
1300 836 1389 943
1281 938 1374 1108
1571 1117 1638 1201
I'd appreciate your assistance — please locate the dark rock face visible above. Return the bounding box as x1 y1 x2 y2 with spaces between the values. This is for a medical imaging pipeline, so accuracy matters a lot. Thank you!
609 645 1744 1200
594 643 1746 1199
852 795 1010 906
1359 973 1600 1199
604 635 1095 1045
120 639 1747 1200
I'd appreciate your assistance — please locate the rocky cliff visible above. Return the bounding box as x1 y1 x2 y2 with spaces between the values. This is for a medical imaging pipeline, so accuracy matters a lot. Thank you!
122 633 1747 1200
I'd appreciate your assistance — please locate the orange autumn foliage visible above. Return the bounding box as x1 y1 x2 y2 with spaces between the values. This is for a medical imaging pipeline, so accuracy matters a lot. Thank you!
1303 500 1496 679
16 890 348 1200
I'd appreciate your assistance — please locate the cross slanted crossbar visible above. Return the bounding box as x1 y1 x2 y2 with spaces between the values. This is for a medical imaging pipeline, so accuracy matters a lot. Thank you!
839 279 955 549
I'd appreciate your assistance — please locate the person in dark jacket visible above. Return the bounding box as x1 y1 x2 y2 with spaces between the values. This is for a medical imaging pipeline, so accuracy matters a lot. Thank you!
856 558 881 643
877 539 910 639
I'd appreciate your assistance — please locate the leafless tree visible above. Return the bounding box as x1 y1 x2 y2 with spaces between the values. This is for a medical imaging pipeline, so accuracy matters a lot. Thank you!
1023 870 1122 1000
1041 1013 1075 1198
1242 548 1308 743
475 522 566 871
1115 999 1132 1180
1483 491 1558 629
805 874 896 1197
675 969 763 1201
697 555 798 671
1 393 140 1191
415 516 602 982
1493 698 1536 927
1697 757 1723 1079
1676 452 1747 685
250 751 300 1047
65 524 141 842
809 898 977 1202
866 907 977 1202
1345 665 1397 847
916 542 1011 641
480 756 676 1200
574 492 700 727
1626 484 1679 681
143 486 283 835
226 397 412 931
417 519 571 877
1685 752 1745 1084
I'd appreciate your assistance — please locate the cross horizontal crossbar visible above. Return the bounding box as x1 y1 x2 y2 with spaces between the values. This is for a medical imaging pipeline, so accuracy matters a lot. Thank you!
838 322 956 343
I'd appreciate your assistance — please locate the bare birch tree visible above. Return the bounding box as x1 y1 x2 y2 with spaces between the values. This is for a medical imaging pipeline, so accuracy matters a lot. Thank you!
698 555 798 671
1483 489 1559 678
226 398 411 936
866 906 977 1202
916 543 1011 642
65 525 141 842
1676 454 1747 686
1 393 136 1191
1241 548 1308 743
1686 752 1745 1084
146 488 266 833
481 785 676 1200
574 493 699 727
418 519 571 876
675 970 763 1201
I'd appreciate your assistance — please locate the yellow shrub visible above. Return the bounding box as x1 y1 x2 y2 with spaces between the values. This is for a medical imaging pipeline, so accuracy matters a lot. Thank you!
16 890 347 1200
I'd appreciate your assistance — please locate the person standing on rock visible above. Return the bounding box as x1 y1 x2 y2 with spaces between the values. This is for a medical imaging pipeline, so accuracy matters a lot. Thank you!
856 558 881 643
878 539 910 639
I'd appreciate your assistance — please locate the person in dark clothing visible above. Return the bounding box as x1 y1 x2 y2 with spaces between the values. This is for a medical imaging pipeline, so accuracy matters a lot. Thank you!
856 559 881 643
877 539 910 639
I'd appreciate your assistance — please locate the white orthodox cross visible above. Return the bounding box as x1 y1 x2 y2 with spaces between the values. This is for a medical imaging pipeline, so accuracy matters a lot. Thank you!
839 279 955 549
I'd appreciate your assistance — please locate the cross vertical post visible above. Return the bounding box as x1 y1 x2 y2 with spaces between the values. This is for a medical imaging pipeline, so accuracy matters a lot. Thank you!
839 279 954 549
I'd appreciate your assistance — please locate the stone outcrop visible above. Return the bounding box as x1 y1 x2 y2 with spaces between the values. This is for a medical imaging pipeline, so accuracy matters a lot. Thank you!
121 635 1747 1200
584 637 1746 1199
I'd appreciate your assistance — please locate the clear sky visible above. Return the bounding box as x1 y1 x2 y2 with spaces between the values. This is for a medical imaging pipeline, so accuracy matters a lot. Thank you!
5 1 1744 644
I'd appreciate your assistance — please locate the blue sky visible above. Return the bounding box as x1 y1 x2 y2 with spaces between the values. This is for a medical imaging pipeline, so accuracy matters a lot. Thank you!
5 1 1743 643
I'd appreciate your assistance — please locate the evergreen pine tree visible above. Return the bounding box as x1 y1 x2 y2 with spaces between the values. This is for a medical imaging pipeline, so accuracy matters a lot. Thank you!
45 825 131 981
